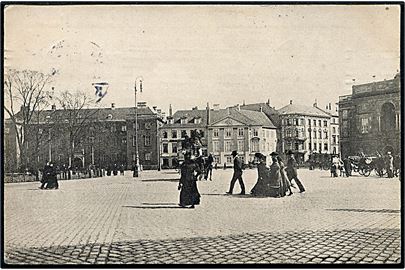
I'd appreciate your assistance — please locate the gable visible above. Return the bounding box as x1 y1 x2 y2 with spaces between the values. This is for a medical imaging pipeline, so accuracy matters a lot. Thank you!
210 116 246 127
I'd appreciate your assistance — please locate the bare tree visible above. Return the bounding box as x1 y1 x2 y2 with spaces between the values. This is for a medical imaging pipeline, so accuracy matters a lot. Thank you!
55 90 99 168
4 69 54 172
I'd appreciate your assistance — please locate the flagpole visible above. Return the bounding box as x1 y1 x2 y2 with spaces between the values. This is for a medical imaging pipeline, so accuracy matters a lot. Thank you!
133 77 142 177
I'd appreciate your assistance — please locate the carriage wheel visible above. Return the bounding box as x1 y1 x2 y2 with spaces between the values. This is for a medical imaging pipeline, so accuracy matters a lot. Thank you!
375 168 386 177
362 168 371 177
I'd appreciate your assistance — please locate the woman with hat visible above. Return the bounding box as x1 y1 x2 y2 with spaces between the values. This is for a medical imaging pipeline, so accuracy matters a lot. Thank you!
268 152 282 197
251 153 271 196
277 155 293 196
178 151 201 208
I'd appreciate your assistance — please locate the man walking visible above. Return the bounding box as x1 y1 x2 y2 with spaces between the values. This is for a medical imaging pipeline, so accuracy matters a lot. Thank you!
286 150 305 193
226 150 246 195
204 153 214 181
386 152 394 178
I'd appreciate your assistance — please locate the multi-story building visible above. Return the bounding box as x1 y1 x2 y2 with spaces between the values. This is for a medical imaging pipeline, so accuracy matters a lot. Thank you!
240 100 282 153
339 73 401 158
4 103 164 172
159 105 208 168
278 100 335 162
207 106 277 166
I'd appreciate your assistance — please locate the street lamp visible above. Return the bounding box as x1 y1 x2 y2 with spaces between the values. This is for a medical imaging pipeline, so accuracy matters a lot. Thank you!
133 76 143 177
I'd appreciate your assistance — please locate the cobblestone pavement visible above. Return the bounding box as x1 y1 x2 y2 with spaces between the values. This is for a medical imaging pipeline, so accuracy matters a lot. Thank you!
3 169 402 265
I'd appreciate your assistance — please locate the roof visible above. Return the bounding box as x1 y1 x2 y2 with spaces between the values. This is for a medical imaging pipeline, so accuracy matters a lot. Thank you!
277 103 331 118
240 103 280 127
164 109 207 128
210 108 276 128
19 106 158 123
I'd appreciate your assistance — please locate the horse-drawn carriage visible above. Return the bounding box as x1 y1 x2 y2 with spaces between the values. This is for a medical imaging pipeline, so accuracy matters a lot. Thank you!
308 153 332 170
348 155 399 177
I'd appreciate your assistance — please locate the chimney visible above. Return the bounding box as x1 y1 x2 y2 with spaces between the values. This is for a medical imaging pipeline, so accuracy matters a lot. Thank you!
153 106 157 112
237 104 240 111
213 104 220 111
289 100 293 105
227 107 230 115
137 101 147 108
111 103 115 110
260 106 263 112
313 99 317 107
243 100 246 106
192 106 198 110
51 104 56 111
329 103 331 110
169 104 173 117
267 99 270 105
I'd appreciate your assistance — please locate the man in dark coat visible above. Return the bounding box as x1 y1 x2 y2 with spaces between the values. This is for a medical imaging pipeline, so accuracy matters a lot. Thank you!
226 150 246 195
343 156 352 177
39 162 51 189
204 153 214 181
286 150 305 193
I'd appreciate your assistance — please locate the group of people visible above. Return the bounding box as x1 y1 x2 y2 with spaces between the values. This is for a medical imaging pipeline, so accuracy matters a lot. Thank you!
226 150 306 197
177 149 307 208
39 161 59 189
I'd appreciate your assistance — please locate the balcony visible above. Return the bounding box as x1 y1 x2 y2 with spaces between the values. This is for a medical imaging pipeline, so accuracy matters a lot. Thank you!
339 95 352 102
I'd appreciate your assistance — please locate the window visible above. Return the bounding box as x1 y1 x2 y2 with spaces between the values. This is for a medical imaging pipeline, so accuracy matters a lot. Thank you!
144 136 151 146
214 156 220 164
308 142 312 150
287 119 291 126
195 118 201 124
313 143 317 150
319 143 322 152
38 128 42 134
295 129 299 137
294 119 299 125
333 147 336 154
318 120 322 126
181 118 187 124
172 130 177 138
360 117 370 134
323 120 328 127
300 119 305 125
333 127 336 134
324 143 328 151
324 131 328 139
121 125 127 132
132 136 136 147
295 142 299 150
145 153 151 161
213 141 220 152
308 119 311 126
225 128 232 138
122 138 127 144
238 128 244 137
253 129 259 137
342 110 348 119
226 156 233 164
332 135 336 144
181 130 187 138
238 140 244 151
163 131 168 138
252 140 259 152
213 129 219 137
172 144 177 153
318 130 322 139
313 131 317 139
225 141 232 152
163 144 168 153
313 120 317 126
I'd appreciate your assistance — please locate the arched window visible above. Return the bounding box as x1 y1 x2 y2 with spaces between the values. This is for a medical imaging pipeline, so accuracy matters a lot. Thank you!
381 103 396 131
163 131 168 138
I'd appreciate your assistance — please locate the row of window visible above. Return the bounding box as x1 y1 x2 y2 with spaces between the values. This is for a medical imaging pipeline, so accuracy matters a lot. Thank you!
162 129 205 139
283 118 329 127
132 152 152 161
162 143 178 154
132 135 151 147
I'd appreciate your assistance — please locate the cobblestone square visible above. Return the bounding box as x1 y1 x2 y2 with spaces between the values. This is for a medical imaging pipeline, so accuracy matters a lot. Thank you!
3 168 402 265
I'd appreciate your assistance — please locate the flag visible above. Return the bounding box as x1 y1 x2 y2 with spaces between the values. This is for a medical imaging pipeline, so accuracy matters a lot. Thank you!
92 82 108 103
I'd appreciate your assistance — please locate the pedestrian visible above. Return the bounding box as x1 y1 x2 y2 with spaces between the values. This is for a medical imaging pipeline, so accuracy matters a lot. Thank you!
268 152 282 197
251 153 271 196
331 155 339 177
278 155 293 196
286 150 305 193
44 162 58 189
120 164 125 176
386 152 394 178
178 151 201 208
39 161 51 189
204 153 214 181
226 150 246 195
343 156 352 177
113 164 118 176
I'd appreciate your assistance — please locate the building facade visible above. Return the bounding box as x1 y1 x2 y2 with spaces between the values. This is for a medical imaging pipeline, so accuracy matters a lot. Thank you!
159 106 208 168
4 104 164 172
278 100 338 162
207 107 277 166
339 74 401 158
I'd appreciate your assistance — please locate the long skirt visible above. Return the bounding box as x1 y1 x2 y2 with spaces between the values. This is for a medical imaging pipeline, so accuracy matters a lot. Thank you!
180 182 200 206
251 180 272 196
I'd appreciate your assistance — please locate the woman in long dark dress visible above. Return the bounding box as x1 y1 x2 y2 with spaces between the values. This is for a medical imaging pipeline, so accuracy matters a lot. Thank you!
178 152 201 208
251 153 272 196
268 153 282 198
277 156 293 196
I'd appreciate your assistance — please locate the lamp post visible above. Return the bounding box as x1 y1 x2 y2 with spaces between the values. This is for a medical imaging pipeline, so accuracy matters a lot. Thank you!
133 77 143 177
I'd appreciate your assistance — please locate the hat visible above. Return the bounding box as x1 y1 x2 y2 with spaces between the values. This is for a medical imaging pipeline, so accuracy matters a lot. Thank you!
254 152 265 160
270 152 279 156
231 150 238 156
387 152 392 155
287 150 294 155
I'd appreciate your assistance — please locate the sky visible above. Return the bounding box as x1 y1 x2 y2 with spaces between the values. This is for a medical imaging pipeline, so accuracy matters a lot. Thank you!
4 4 401 114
